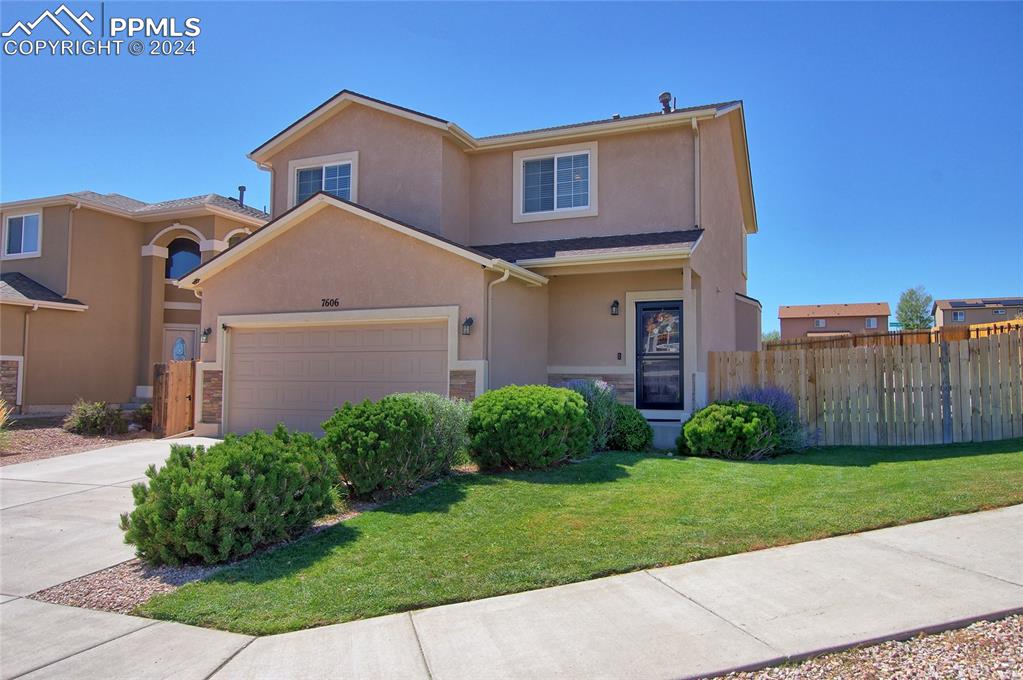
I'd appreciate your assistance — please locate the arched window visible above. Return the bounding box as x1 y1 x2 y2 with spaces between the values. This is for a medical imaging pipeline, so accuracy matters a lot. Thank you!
165 238 200 280
228 233 245 248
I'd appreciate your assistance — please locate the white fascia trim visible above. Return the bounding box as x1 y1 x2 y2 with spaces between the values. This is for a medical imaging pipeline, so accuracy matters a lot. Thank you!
246 92 724 163
164 301 201 311
516 246 694 269
180 195 547 288
287 151 360 208
0 355 25 405
0 297 88 312
141 245 169 258
199 239 227 253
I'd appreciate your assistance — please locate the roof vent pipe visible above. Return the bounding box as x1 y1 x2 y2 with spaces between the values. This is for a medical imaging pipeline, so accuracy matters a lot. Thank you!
658 91 672 114
238 185 246 206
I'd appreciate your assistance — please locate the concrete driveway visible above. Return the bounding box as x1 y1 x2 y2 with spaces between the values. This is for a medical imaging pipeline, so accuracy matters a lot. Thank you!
1 439 1021 679
0 438 219 596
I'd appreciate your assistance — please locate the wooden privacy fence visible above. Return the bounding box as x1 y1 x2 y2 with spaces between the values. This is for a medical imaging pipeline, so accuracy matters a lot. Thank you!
152 360 196 438
708 328 1023 446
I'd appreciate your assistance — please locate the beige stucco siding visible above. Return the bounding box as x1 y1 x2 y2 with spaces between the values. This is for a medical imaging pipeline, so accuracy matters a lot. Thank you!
547 269 683 369
735 296 761 351
441 138 471 246
196 206 488 364
468 127 696 245
0 205 71 295
489 277 548 388
267 105 446 234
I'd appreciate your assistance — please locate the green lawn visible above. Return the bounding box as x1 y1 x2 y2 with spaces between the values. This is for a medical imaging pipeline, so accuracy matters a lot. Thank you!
139 439 1023 635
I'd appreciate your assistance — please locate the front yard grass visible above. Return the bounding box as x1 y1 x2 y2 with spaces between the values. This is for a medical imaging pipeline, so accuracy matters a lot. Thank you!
139 438 1023 634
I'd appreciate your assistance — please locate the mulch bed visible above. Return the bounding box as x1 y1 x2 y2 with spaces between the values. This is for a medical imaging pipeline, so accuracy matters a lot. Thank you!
0 416 152 466
722 615 1023 679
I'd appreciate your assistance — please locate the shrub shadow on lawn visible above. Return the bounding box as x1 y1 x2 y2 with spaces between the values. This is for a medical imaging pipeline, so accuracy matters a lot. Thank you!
206 522 361 586
768 437 1023 467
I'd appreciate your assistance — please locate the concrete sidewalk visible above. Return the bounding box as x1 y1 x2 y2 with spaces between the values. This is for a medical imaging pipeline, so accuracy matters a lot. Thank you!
1 438 1021 679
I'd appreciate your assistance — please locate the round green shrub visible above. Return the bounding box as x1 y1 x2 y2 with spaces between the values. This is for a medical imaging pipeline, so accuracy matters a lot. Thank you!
321 394 439 499
679 401 779 460
607 403 653 452
467 385 594 469
120 426 337 566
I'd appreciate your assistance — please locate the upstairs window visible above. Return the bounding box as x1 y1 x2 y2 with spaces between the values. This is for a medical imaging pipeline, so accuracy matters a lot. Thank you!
513 142 598 223
523 152 589 213
4 213 41 258
814 319 827 328
993 309 1006 316
865 317 878 329
165 238 200 280
289 151 359 207
952 311 966 322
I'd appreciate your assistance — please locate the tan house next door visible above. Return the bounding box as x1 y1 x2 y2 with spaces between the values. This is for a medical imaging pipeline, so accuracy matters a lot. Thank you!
225 321 448 434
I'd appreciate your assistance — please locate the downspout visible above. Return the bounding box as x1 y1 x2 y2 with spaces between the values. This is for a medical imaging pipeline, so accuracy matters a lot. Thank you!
486 268 511 390
692 119 701 227
20 304 38 411
65 202 81 298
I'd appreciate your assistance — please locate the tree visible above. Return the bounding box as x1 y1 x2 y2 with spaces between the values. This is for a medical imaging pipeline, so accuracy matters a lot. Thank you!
762 330 781 343
896 286 933 329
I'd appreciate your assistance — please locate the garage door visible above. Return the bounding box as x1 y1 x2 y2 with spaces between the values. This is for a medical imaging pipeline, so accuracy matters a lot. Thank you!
226 321 448 434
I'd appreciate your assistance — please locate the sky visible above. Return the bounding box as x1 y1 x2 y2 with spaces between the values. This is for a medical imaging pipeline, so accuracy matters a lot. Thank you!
1 1 1020 332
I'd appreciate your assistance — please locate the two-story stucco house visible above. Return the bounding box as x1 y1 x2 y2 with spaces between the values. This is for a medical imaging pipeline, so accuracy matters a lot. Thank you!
0 192 267 411
778 302 891 340
181 91 760 443
932 297 1023 327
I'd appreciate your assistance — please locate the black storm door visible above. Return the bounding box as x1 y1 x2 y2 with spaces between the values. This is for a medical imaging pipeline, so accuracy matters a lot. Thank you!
635 301 683 410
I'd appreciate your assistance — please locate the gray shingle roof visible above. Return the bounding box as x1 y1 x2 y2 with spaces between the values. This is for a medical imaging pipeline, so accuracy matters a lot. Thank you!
69 191 269 222
473 229 703 262
0 273 84 306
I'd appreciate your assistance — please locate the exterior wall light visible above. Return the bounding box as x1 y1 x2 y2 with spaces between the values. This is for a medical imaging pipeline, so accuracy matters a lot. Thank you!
461 317 474 336
610 300 620 316
200 327 213 343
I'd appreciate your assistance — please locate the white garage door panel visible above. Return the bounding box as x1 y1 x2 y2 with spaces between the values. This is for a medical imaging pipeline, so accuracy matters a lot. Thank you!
227 321 448 435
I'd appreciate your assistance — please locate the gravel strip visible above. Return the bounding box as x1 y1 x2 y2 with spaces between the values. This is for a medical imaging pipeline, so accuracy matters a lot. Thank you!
722 615 1023 679
1 417 151 466
29 500 380 614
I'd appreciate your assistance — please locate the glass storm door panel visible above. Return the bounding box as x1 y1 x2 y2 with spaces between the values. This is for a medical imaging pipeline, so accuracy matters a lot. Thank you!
635 301 683 410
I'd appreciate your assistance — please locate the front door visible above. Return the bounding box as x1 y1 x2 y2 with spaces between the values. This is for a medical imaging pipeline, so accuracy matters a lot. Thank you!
163 327 197 363
635 301 683 410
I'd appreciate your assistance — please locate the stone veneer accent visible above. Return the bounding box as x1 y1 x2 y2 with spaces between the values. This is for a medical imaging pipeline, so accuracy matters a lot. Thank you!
548 372 636 406
0 359 19 407
449 370 477 401
201 370 223 424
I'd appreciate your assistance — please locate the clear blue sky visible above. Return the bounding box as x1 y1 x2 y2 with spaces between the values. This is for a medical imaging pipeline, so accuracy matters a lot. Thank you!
2 1 1020 331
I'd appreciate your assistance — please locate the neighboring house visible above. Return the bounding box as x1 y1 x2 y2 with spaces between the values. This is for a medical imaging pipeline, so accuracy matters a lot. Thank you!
179 90 760 443
778 302 890 340
0 192 267 412
932 297 1023 327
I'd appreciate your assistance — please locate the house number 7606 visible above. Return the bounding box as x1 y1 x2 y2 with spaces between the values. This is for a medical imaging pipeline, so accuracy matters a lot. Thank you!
321 298 340 307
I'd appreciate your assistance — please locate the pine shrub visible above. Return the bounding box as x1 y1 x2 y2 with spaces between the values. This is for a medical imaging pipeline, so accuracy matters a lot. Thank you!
679 401 779 460
120 426 337 566
467 385 593 469
63 399 127 435
607 403 654 452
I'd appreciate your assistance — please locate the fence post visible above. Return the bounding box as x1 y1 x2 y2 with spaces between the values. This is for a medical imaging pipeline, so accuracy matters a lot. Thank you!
939 341 953 444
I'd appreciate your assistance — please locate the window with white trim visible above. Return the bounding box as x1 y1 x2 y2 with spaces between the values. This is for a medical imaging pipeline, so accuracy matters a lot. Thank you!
952 311 966 322
522 152 589 214
297 163 352 204
993 309 1006 316
865 317 878 329
814 318 827 328
4 213 41 258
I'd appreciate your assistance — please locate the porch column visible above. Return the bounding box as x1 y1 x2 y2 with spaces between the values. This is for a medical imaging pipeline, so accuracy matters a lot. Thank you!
199 239 227 263
682 265 703 410
137 245 167 399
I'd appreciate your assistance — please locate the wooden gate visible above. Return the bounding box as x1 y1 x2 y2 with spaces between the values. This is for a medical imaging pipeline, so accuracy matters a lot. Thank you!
152 361 196 437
